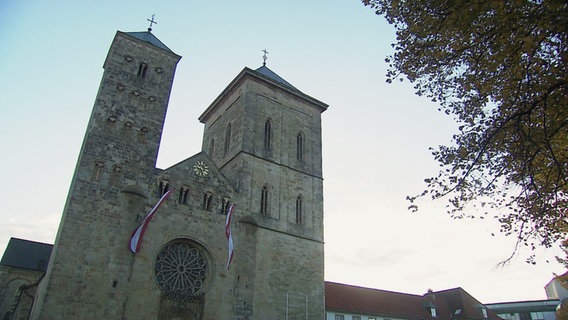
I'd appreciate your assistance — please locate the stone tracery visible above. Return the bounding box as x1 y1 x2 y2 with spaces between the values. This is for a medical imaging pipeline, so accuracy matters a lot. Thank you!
155 241 208 298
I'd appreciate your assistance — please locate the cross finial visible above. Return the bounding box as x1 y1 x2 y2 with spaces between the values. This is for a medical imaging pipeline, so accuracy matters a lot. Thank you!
147 14 157 32
262 49 269 66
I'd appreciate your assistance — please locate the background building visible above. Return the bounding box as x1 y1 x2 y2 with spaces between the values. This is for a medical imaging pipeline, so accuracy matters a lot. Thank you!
325 282 502 320
545 273 568 302
0 238 52 320
485 300 559 320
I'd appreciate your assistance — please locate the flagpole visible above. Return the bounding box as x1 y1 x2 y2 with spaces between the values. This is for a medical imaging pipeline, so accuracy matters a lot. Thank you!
305 294 308 320
285 292 289 320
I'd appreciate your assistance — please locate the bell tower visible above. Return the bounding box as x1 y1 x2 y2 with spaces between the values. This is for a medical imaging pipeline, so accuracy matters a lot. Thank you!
199 64 328 318
31 30 181 319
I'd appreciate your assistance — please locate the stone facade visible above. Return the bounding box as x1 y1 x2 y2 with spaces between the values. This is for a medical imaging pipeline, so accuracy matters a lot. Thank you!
30 30 327 320
0 238 52 320
0 266 43 320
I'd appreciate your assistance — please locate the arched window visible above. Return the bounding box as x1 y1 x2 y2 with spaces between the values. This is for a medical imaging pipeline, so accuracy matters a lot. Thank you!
203 191 213 211
92 161 104 182
107 115 117 129
109 165 122 187
264 119 272 150
138 127 148 144
296 132 304 161
208 138 215 159
137 62 148 78
122 121 133 138
260 185 270 215
224 123 232 154
158 180 170 197
296 195 303 224
178 186 189 204
221 197 231 214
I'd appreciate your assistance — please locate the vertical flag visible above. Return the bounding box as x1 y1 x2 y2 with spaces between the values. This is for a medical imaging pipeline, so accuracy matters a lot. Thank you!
129 189 173 253
225 204 235 269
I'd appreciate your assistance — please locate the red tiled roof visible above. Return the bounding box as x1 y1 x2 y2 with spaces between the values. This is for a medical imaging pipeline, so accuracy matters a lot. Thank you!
326 282 448 319
325 282 501 320
431 288 502 320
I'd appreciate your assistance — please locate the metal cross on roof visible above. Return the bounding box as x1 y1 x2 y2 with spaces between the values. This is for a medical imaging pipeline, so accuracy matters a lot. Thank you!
262 49 269 66
147 14 157 32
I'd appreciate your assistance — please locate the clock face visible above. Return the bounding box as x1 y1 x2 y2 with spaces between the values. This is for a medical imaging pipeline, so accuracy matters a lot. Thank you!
193 161 209 177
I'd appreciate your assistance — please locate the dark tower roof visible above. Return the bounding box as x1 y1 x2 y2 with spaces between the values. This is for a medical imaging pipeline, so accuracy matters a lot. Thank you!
1 237 53 272
253 65 299 92
199 66 327 123
125 31 173 52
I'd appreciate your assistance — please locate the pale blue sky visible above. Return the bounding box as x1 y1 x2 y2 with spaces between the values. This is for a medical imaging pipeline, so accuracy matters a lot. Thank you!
0 0 564 303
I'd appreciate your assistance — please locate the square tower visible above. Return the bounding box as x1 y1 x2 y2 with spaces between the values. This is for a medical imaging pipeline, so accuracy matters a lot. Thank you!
199 65 328 318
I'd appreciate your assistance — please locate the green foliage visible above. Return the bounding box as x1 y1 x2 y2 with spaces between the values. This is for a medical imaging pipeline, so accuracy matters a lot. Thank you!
363 0 568 252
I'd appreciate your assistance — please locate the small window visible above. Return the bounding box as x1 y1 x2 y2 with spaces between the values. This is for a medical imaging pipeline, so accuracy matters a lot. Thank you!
475 305 489 319
295 195 303 224
221 197 231 214
107 115 117 128
296 132 304 161
530 312 544 320
122 121 133 138
178 186 189 204
137 62 148 78
203 192 213 211
158 180 170 197
424 302 437 318
352 316 361 320
430 307 437 318
92 161 104 182
138 127 148 144
109 165 122 187
264 119 272 150
334 315 344 320
260 185 269 215
224 123 232 154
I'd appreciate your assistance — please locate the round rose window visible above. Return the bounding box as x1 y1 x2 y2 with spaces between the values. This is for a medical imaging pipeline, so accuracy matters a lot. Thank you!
154 241 208 297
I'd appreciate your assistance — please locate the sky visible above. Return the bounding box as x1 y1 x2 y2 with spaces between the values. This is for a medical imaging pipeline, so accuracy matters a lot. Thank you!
0 0 565 304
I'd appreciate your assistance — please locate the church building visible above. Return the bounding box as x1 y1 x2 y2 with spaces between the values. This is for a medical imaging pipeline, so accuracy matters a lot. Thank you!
23 28 327 319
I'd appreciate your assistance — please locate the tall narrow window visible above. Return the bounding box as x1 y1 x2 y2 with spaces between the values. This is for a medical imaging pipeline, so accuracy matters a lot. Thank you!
178 186 189 204
224 123 232 154
109 165 122 187
296 195 303 224
260 185 269 215
159 180 170 197
107 115 117 129
138 127 148 144
137 62 148 78
122 121 133 138
221 197 231 214
264 119 272 150
208 139 215 159
296 132 304 161
203 192 213 211
92 161 104 182
430 307 437 318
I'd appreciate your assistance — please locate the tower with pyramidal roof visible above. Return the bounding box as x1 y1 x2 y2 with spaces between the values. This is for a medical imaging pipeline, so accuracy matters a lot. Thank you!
31 27 327 320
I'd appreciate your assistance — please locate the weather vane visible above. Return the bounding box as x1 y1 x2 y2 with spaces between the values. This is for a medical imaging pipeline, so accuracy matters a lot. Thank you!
147 14 157 32
262 49 269 66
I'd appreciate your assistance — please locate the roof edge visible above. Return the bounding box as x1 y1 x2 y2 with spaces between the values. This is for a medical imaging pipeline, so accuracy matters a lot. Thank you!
199 67 328 123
